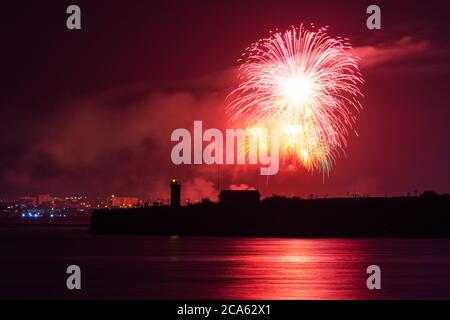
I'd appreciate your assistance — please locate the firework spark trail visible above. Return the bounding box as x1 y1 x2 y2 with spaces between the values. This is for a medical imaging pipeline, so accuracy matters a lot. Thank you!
228 24 364 174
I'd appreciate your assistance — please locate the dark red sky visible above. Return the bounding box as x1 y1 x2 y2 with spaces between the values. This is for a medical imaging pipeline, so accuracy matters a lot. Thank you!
1 0 450 200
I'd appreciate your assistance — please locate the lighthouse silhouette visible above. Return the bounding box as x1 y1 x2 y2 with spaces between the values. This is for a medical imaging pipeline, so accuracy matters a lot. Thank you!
170 178 181 207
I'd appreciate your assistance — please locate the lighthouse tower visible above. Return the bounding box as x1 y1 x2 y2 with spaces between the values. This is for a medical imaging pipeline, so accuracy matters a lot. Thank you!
170 178 181 207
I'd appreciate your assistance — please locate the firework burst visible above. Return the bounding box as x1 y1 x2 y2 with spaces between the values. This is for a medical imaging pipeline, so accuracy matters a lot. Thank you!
228 24 364 174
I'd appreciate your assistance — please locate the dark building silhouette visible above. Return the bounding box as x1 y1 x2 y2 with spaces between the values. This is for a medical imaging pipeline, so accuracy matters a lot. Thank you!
170 178 181 207
219 190 261 206
90 192 450 238
420 190 439 199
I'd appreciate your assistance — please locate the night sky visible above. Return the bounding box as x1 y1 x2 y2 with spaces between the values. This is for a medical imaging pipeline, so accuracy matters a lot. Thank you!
1 0 450 200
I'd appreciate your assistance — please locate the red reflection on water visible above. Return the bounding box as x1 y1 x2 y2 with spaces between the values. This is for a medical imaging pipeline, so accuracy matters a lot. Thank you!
217 238 373 299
